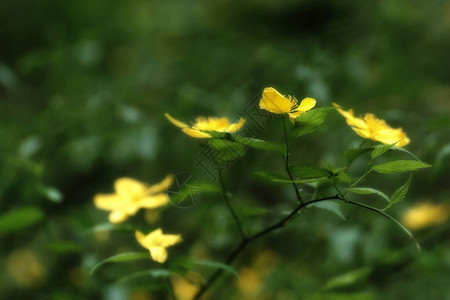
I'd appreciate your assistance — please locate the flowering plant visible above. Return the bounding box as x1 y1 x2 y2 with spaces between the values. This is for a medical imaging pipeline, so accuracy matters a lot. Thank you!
91 87 434 300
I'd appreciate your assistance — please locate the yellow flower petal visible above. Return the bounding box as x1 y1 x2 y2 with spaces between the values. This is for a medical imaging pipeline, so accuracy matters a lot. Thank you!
182 128 212 138
146 174 174 195
167 113 245 138
138 193 169 208
135 229 182 263
333 103 410 147
364 114 410 147
333 103 367 129
94 194 124 210
135 230 148 247
114 178 147 199
395 135 410 147
95 176 174 224
259 87 293 114
165 113 188 128
223 118 246 133
297 97 316 112
288 98 316 122
351 127 371 139
158 233 183 248
193 117 231 131
373 128 409 147
109 210 129 223
149 246 168 263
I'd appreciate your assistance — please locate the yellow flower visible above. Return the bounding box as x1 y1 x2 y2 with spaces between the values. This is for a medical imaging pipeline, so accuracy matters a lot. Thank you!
401 202 449 230
259 87 316 123
238 267 265 297
171 274 201 300
135 228 182 263
7 248 45 287
94 175 173 223
333 103 410 147
165 113 246 139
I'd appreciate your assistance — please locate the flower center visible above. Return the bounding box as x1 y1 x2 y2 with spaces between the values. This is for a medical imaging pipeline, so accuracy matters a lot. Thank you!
289 96 300 113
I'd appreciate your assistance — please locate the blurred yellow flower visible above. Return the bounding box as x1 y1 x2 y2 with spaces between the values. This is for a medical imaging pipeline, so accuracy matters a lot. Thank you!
129 290 152 300
171 275 201 300
7 248 45 287
94 175 173 223
333 103 410 147
259 87 316 123
238 267 263 296
68 266 85 288
165 113 246 138
135 228 182 263
401 202 450 230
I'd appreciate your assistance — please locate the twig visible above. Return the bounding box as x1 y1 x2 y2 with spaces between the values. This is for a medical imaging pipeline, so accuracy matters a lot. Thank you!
191 195 341 300
218 169 246 240
282 116 303 203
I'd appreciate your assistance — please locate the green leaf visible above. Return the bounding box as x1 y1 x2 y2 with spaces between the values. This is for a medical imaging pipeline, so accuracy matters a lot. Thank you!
292 107 334 137
168 180 219 206
234 204 269 217
0 206 44 233
182 259 239 281
207 139 247 162
335 172 352 184
344 187 390 203
233 136 287 155
45 240 83 254
323 267 371 290
204 132 286 154
254 170 327 184
289 165 331 180
371 160 431 174
322 163 352 184
383 174 412 211
253 171 290 183
392 147 421 161
84 223 137 234
168 178 204 207
370 143 421 161
343 148 371 165
371 143 397 160
38 184 64 203
309 201 345 220
117 269 173 283
90 252 150 277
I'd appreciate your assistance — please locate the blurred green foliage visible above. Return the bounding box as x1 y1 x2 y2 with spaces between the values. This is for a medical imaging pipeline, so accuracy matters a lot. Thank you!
0 0 449 299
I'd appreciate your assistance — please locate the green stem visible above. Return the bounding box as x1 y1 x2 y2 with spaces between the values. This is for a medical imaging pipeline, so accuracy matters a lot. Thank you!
339 199 421 252
282 116 303 203
351 168 372 187
191 194 341 300
332 180 344 198
346 139 371 171
332 184 421 252
358 139 367 149
218 169 246 240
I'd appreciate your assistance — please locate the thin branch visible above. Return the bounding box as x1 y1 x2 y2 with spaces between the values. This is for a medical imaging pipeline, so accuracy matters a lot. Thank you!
282 116 303 203
218 169 246 240
350 168 372 187
191 195 341 300
332 183 420 252
339 199 421 252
